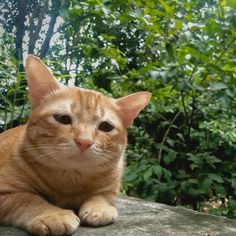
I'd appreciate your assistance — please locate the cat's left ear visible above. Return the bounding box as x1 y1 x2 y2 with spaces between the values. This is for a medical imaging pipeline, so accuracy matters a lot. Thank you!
116 92 151 128
26 55 61 109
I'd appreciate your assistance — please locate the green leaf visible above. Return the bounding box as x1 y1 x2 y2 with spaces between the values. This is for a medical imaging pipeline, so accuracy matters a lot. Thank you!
208 174 224 183
143 167 153 181
152 165 163 179
202 178 213 192
226 0 236 8
210 82 228 90
166 43 175 61
158 0 174 16
124 172 137 182
163 150 177 165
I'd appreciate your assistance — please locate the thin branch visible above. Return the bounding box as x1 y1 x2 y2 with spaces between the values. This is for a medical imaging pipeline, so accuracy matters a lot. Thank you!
158 110 181 164
189 93 196 127
215 37 235 64
181 62 198 137
187 63 198 81
180 91 189 125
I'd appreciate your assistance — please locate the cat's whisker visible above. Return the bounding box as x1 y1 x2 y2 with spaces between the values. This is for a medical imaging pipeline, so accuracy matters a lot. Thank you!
23 147 55 151
36 152 59 159
23 151 60 166
23 145 71 152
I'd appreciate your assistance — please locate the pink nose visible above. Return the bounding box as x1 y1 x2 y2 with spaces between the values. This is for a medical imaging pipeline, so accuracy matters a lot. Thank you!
75 137 93 152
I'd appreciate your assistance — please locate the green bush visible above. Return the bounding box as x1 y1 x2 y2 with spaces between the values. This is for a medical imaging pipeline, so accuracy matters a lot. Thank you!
0 34 29 132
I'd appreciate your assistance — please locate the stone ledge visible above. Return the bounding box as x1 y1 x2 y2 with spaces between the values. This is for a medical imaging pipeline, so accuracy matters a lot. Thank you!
1 196 236 236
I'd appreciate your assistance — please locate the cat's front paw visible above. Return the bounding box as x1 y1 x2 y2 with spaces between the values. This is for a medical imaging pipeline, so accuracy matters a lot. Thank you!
79 204 118 227
27 210 80 236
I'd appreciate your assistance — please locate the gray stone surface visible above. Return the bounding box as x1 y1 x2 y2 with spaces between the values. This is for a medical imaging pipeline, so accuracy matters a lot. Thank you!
1 196 236 236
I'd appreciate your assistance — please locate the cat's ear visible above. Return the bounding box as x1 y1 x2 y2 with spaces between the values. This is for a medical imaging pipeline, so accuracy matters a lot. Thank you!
116 92 151 128
26 55 61 108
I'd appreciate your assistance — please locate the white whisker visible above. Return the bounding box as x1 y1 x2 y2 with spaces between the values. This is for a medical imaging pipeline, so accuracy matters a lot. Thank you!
22 144 71 152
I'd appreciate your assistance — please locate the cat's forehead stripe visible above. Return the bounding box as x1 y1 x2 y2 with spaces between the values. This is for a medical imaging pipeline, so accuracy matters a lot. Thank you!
48 98 72 114
76 89 105 117
83 91 100 111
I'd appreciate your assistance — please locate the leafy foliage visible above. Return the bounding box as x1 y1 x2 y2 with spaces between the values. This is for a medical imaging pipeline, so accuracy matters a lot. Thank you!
1 0 236 218
0 34 29 132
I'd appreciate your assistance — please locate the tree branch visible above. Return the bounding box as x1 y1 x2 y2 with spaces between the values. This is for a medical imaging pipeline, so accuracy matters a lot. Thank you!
158 110 181 164
215 37 235 64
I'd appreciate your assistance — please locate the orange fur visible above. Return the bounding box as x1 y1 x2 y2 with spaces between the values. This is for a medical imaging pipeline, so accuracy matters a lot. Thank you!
0 55 151 235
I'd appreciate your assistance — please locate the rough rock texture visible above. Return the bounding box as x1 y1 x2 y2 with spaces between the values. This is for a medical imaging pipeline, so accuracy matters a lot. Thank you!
1 196 236 236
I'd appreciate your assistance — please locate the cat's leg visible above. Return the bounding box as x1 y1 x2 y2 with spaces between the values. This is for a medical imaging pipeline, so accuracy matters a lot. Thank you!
0 192 80 235
79 193 118 226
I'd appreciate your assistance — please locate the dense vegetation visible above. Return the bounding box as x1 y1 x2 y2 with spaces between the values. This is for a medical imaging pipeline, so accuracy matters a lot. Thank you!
1 0 236 218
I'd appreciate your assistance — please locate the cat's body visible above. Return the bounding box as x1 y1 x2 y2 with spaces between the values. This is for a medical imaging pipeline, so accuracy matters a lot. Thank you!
0 56 150 235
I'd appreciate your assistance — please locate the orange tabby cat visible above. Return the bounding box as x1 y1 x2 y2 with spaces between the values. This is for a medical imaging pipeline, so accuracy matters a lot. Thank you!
0 55 151 235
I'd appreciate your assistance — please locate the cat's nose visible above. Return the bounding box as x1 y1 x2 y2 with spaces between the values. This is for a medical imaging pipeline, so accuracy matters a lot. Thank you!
75 137 93 152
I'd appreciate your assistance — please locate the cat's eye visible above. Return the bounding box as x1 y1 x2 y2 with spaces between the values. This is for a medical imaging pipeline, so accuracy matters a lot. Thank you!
53 114 72 125
98 121 115 132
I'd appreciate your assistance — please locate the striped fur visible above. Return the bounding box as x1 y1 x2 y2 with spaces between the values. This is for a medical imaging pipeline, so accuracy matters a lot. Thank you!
0 55 151 235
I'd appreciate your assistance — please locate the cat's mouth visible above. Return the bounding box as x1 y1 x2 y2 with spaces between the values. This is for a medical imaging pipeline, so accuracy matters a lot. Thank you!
69 149 94 160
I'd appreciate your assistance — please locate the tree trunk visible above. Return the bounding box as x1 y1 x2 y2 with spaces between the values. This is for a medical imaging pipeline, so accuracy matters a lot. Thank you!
39 0 61 58
28 0 49 54
28 3 41 53
14 0 27 66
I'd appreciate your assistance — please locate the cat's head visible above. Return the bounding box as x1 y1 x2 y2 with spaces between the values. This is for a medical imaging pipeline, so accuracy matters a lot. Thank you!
23 55 151 169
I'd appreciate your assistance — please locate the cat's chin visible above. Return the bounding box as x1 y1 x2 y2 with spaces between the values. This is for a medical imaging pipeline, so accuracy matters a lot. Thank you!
29 146 108 169
38 157 100 170
69 152 100 162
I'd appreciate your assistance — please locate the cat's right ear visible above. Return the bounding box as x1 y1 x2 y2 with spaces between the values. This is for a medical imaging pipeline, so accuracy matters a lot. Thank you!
26 55 61 109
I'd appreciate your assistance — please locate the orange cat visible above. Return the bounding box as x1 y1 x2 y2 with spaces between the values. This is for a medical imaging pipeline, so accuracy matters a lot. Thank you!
0 55 151 235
